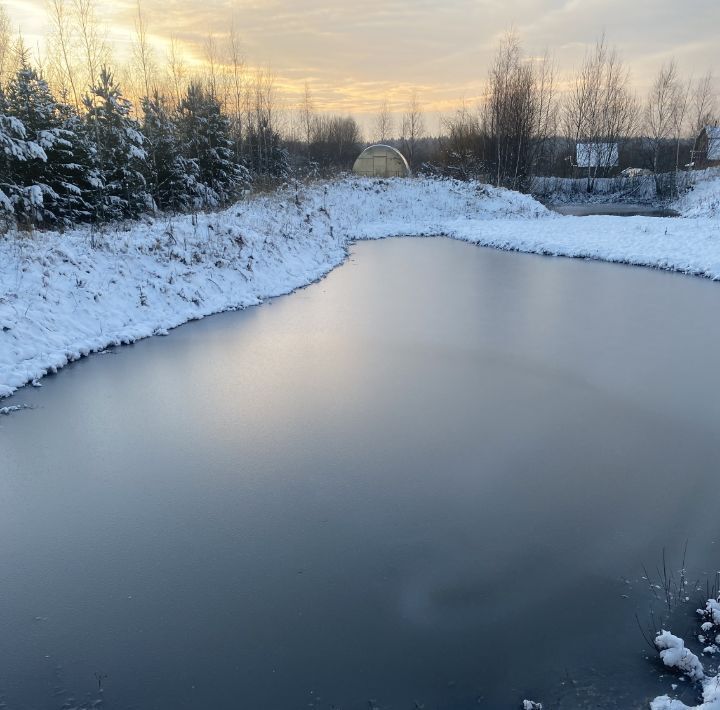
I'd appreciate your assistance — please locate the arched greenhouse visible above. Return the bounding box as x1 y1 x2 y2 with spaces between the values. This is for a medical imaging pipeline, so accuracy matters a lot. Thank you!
352 145 410 178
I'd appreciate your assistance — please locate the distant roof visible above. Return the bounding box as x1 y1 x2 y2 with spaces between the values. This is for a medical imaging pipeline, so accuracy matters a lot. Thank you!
704 126 720 160
576 142 619 168
353 144 411 178
357 144 409 163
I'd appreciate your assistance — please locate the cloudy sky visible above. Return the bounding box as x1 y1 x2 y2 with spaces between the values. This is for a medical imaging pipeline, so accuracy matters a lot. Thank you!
3 0 719 122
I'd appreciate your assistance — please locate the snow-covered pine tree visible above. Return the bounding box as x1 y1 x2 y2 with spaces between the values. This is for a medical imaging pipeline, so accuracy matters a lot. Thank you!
141 93 202 212
176 83 250 207
83 67 149 221
55 99 103 224
0 83 47 226
4 56 97 226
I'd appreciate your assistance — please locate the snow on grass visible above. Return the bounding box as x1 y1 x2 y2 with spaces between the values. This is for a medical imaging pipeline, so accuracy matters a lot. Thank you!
674 170 720 218
1 175 719 397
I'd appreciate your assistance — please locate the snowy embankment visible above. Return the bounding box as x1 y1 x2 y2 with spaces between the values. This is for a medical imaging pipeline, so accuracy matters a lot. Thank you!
674 169 720 218
0 177 544 397
1 175 720 398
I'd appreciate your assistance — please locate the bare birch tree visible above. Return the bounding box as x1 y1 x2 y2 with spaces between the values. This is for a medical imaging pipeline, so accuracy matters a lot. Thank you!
644 60 681 175
564 36 636 190
401 90 425 169
643 59 693 192
300 81 315 156
46 0 81 108
533 49 557 172
375 97 393 143
690 71 718 134
484 32 556 190
0 3 13 85
0 14 24 86
203 34 220 101
227 22 245 160
132 0 156 99
440 102 484 179
166 35 187 108
73 0 108 93
246 68 281 177
671 73 691 177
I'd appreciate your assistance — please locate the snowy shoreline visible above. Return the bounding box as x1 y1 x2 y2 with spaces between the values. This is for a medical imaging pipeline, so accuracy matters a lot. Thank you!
1 175 719 398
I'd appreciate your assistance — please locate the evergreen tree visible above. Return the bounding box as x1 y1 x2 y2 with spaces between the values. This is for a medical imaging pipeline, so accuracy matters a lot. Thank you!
0 84 47 225
84 67 149 221
5 57 97 225
56 101 103 224
176 83 250 207
141 93 202 212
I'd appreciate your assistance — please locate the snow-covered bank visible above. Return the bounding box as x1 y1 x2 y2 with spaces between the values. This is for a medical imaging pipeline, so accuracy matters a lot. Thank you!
1 175 720 398
674 169 720 218
0 177 546 397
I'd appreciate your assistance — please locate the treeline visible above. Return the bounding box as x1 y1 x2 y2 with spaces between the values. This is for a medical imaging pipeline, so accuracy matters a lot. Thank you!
0 0 307 230
0 53 282 227
0 0 371 230
1 0 719 230
425 34 718 194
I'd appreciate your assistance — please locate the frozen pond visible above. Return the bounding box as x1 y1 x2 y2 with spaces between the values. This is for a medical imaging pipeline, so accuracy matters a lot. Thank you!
2 237 720 709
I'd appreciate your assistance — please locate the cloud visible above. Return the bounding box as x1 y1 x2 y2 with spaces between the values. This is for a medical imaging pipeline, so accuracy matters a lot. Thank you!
4 0 719 115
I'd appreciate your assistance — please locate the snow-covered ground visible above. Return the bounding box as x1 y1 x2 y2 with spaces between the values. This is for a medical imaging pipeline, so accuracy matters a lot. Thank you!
674 169 720 218
1 175 719 398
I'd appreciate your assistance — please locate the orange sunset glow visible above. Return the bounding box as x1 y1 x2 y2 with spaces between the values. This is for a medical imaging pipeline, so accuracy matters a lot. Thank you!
2 0 718 131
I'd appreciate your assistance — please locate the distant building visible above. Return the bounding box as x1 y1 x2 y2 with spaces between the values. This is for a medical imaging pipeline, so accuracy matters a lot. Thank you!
352 145 410 178
575 142 620 169
691 126 720 168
